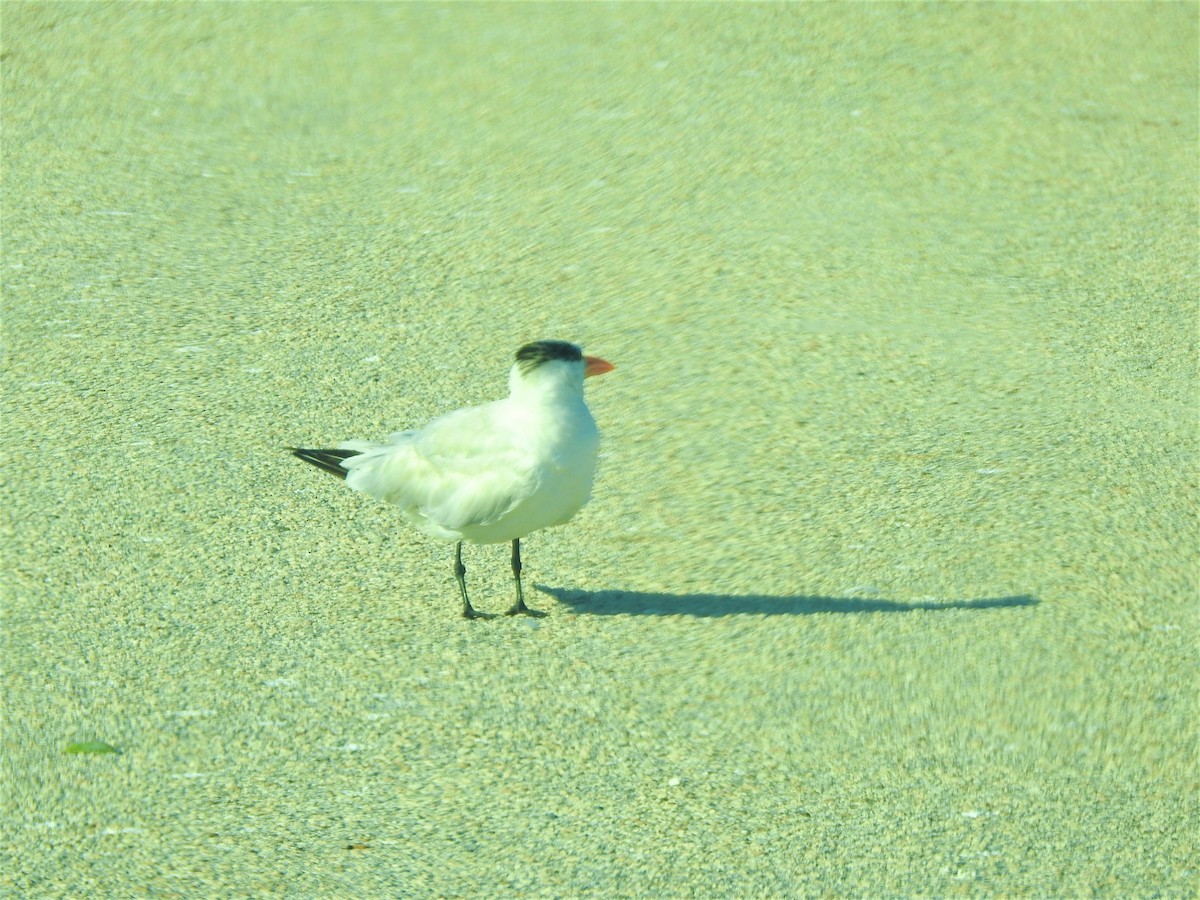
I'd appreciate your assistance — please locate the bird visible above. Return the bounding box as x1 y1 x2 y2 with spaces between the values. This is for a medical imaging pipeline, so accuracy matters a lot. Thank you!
290 340 614 619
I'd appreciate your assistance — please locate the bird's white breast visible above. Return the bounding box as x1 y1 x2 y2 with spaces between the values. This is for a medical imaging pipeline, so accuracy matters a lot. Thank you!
456 398 600 543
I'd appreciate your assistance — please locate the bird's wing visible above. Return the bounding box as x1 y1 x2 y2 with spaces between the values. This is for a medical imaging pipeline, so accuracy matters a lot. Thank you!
340 403 537 531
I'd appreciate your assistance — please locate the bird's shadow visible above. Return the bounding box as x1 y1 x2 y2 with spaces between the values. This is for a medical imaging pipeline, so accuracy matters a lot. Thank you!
535 585 1039 617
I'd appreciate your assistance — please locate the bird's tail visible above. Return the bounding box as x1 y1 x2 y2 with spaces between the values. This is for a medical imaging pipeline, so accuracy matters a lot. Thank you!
289 447 362 480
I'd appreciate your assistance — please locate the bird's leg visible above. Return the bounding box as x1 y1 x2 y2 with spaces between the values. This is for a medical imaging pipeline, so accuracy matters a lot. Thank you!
455 542 494 620
505 538 546 617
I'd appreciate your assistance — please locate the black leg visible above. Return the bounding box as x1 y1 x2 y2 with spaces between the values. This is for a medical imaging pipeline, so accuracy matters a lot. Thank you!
505 538 545 617
455 542 493 620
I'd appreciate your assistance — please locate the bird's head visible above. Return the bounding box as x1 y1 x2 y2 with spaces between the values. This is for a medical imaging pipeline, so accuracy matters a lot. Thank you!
510 340 614 398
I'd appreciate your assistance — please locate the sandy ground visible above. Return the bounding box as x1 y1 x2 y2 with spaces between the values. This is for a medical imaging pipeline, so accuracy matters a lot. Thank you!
3 3 1196 897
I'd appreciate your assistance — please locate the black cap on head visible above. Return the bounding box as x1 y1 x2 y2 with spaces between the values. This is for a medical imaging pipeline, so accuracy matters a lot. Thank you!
515 340 583 373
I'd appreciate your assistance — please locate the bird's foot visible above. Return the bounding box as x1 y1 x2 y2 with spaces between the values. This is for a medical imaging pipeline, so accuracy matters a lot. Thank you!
462 606 497 621
505 600 547 618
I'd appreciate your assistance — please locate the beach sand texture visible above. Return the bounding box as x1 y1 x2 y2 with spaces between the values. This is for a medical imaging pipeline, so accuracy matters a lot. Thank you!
3 3 1196 896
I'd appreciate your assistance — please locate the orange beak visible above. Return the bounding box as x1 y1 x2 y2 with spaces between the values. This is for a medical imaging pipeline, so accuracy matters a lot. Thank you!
584 355 615 378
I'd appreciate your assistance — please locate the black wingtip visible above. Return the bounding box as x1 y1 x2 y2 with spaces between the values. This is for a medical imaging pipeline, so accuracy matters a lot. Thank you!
289 447 360 480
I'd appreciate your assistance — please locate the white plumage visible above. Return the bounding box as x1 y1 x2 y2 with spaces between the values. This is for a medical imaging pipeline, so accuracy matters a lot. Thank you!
291 340 613 619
